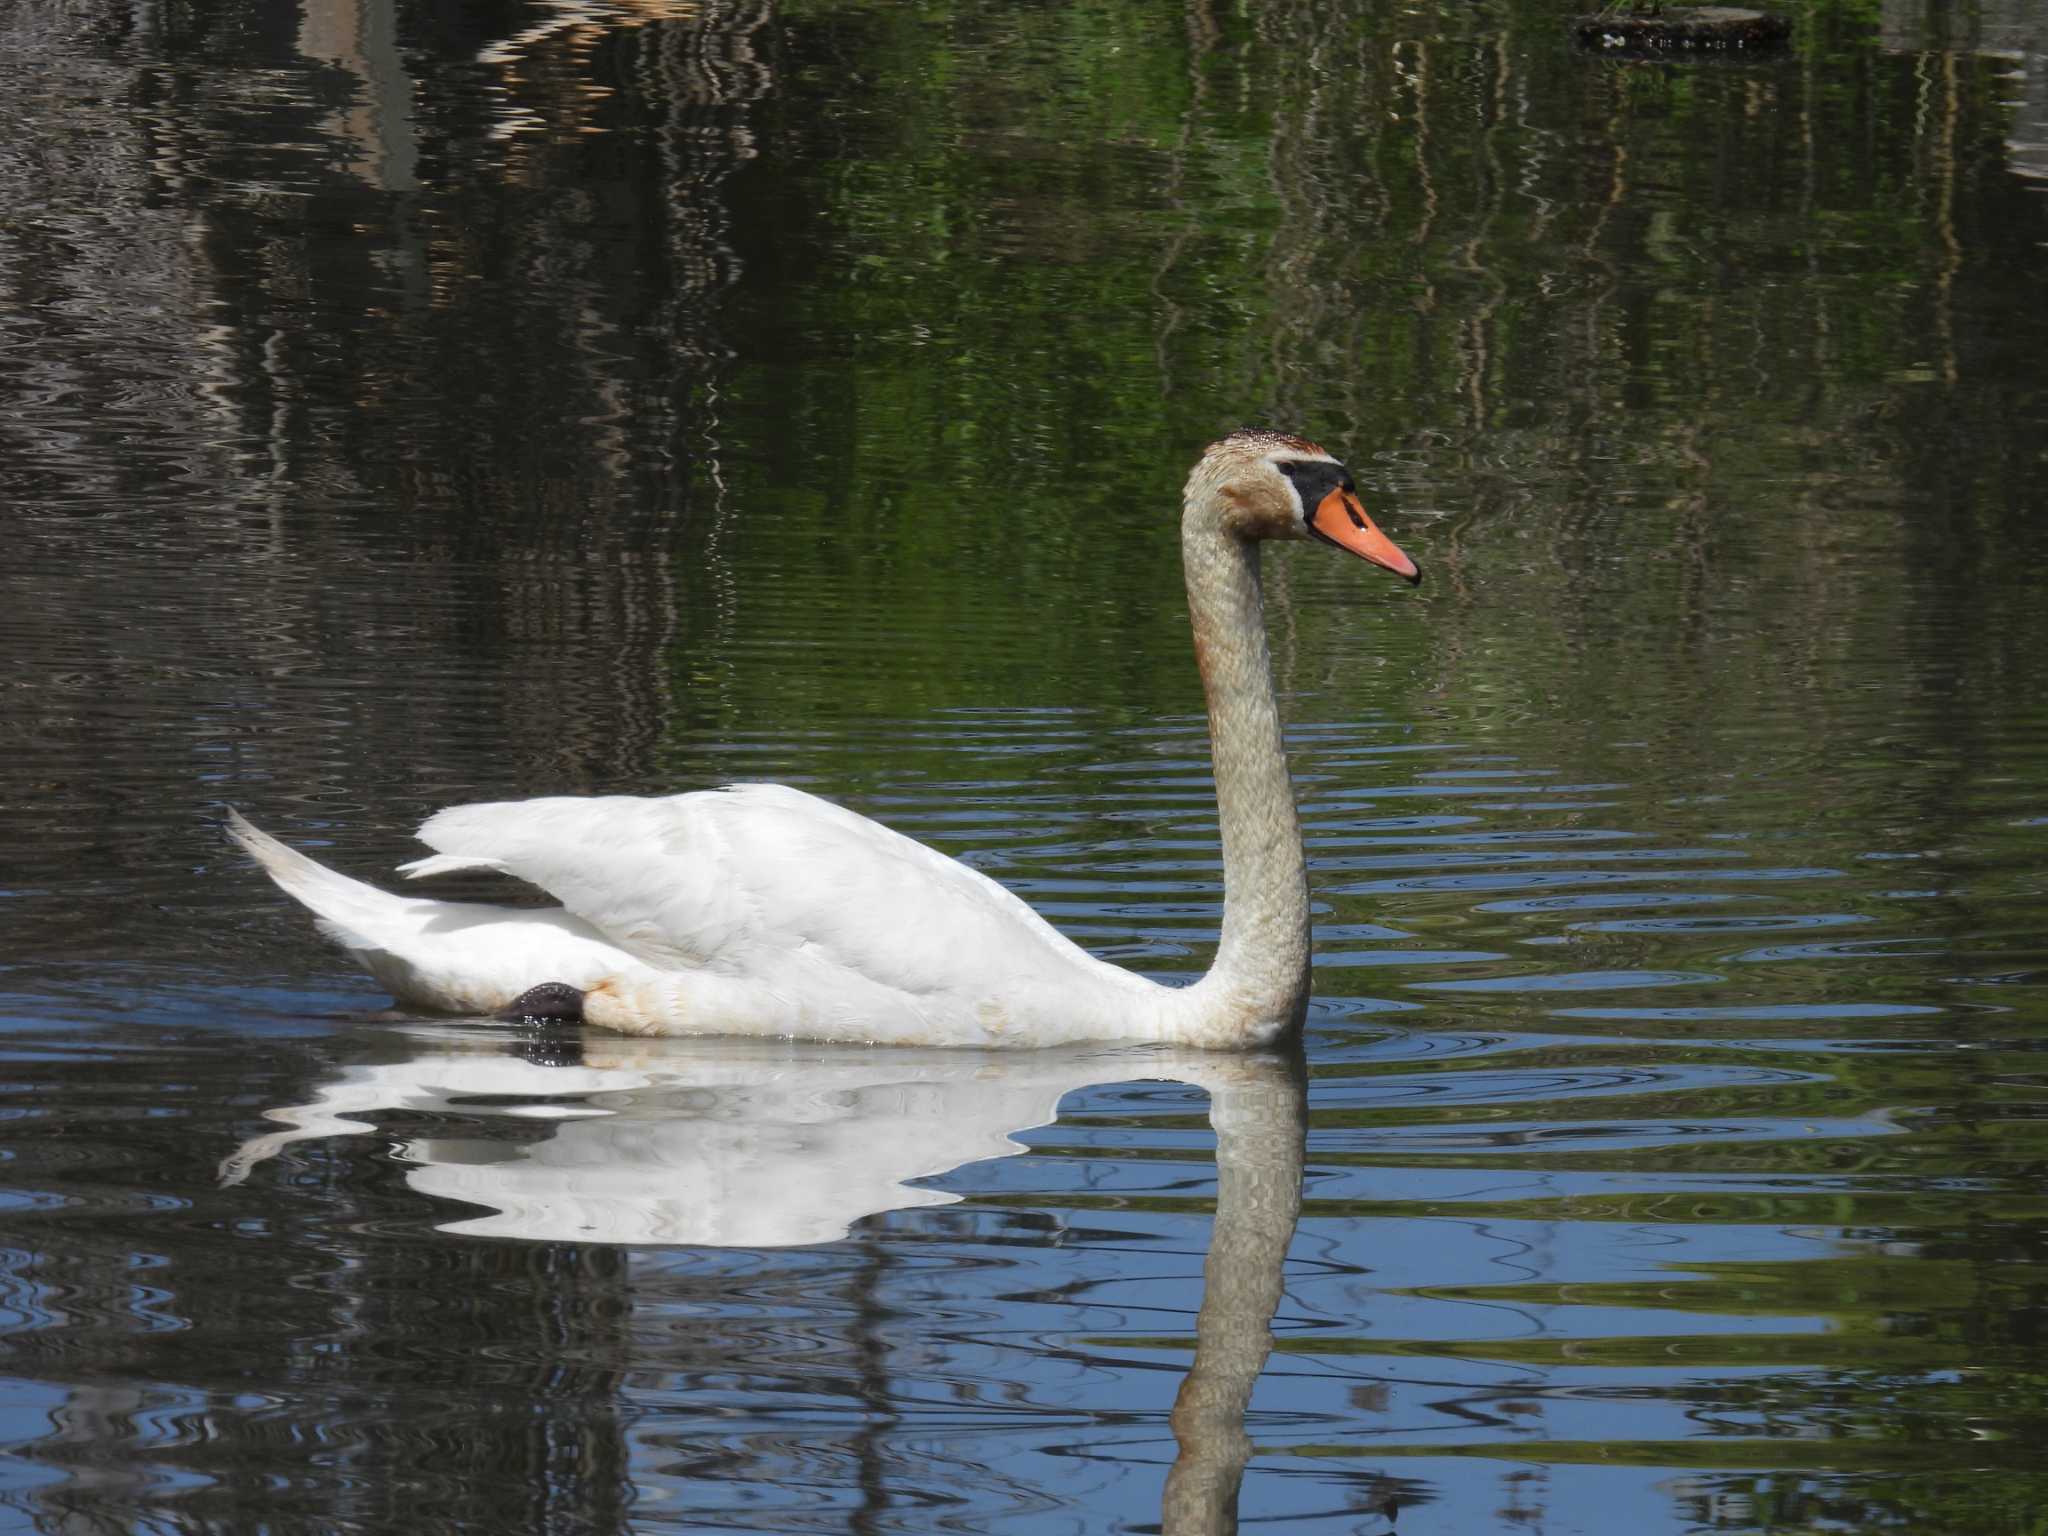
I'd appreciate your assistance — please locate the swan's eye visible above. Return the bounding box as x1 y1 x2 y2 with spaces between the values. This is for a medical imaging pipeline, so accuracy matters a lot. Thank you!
1273 457 1348 516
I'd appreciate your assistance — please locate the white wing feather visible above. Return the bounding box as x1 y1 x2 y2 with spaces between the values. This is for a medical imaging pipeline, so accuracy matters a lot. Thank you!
412 785 1102 1002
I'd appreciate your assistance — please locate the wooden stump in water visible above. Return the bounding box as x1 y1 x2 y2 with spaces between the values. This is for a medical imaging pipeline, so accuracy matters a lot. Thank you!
1572 5 1792 53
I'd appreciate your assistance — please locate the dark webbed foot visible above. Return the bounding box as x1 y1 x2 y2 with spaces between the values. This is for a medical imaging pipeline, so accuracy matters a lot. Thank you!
498 982 587 1023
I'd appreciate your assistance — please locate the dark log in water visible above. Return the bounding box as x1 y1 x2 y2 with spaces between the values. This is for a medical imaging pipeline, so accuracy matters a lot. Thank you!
1573 5 1792 52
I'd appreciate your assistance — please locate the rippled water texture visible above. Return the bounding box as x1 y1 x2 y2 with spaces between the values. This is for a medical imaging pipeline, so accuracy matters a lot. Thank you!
4 0 2048 1531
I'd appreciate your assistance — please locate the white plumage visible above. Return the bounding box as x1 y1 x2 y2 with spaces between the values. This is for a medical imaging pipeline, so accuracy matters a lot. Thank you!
231 430 1419 1049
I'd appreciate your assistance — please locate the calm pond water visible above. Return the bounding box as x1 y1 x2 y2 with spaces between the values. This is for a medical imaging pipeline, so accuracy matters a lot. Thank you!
4 0 2048 1531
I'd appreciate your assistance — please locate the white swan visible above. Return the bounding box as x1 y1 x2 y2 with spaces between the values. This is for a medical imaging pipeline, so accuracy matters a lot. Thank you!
230 429 1419 1049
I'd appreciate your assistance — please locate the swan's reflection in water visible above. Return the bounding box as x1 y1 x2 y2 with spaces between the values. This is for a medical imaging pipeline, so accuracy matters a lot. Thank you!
224 1028 1305 1532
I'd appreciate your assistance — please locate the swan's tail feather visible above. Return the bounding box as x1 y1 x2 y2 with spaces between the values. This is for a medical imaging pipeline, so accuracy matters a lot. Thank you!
225 809 401 952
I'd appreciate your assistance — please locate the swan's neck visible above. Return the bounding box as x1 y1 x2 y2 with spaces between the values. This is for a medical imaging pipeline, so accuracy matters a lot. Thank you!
1177 515 1310 1045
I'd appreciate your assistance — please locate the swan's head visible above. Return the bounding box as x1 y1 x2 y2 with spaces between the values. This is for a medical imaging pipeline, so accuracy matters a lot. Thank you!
1189 428 1420 585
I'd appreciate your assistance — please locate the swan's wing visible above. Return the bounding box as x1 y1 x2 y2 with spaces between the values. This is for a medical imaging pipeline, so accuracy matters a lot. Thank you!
406 786 1094 994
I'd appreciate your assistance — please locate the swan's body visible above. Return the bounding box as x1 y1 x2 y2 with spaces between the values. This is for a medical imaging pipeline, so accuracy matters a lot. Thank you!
232 430 1418 1049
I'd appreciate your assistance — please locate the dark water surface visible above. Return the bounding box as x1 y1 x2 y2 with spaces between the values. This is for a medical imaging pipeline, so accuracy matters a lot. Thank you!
4 0 2048 1531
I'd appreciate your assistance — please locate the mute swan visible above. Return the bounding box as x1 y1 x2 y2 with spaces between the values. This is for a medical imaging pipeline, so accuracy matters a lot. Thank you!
230 429 1419 1049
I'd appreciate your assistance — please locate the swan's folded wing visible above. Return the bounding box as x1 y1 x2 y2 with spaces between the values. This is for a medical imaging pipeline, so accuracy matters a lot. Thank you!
410 786 1094 996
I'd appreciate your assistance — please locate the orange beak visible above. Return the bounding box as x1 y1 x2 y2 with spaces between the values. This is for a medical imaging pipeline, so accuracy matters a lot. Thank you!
1310 487 1420 584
